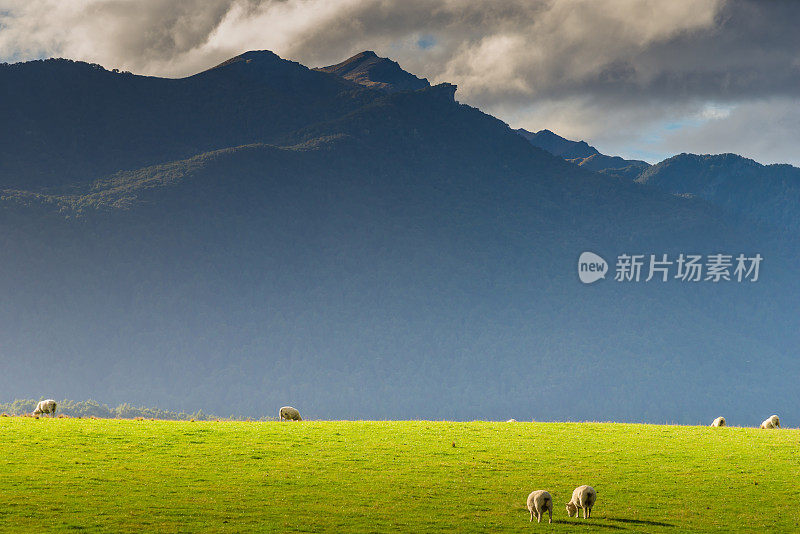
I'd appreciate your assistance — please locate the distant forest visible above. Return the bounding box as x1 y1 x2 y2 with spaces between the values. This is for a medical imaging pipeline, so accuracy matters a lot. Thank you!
0 399 229 421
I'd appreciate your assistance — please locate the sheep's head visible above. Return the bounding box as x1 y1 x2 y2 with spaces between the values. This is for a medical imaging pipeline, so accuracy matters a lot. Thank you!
566 502 578 517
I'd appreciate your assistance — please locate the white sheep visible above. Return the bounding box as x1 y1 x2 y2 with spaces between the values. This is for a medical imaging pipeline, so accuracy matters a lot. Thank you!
566 485 596 519
526 490 553 523
33 399 57 418
506 419 517 422
760 415 780 429
279 406 302 421
711 416 726 427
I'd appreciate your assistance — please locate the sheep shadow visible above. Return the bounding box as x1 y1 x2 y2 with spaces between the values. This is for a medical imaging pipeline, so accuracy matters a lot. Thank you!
551 520 626 530
607 517 675 528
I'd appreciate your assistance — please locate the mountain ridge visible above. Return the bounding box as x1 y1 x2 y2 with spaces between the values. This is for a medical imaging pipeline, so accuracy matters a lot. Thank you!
637 152 800 232
515 128 650 179
314 50 431 92
0 52 374 190
517 128 800 231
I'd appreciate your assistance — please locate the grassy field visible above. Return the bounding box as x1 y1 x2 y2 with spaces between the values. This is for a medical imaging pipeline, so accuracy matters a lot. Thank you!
0 418 798 533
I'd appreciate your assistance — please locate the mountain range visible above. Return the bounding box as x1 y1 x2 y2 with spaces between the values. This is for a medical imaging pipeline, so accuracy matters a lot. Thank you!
0 50 797 423
516 128 800 233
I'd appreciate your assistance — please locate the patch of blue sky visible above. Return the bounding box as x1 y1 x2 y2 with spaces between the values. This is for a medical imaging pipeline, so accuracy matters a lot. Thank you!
388 34 436 56
664 120 691 131
1 51 48 64
417 35 436 49
615 104 734 163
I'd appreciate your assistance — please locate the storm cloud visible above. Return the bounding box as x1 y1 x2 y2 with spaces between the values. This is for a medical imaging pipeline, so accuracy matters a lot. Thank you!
2 0 799 164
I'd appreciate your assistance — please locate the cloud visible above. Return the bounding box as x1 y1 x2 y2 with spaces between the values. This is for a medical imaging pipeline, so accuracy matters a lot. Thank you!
1 0 799 165
0 0 353 76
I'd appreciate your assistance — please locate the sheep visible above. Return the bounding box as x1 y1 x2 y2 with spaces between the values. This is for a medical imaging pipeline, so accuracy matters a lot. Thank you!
526 490 553 523
566 485 597 519
33 399 57 418
279 406 302 421
760 415 780 429
506 419 517 422
711 416 726 427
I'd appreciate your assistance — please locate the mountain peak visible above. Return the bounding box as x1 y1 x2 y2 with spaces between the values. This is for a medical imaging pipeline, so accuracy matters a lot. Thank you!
515 128 600 159
204 50 285 72
314 51 430 92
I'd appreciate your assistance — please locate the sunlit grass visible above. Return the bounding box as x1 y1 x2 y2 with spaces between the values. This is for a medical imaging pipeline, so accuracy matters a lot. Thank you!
1 418 798 532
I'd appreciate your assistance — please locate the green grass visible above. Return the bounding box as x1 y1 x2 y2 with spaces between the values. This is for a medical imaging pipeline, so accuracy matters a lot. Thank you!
1 418 798 533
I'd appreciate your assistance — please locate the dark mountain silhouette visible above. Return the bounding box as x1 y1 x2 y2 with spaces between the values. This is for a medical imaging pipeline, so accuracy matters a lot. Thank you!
516 128 650 179
314 51 430 92
516 128 599 159
637 153 800 233
516 129 800 231
0 51 369 189
0 51 797 422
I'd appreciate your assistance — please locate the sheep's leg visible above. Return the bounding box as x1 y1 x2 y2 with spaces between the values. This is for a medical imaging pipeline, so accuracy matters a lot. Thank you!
536 510 541 523
529 510 533 522
583 507 587 519
548 508 552 523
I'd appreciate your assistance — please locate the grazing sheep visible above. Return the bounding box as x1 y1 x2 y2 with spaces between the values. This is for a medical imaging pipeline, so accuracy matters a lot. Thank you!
279 406 302 421
526 490 553 523
506 419 517 422
760 415 780 429
33 399 57 418
566 485 596 519
711 416 726 427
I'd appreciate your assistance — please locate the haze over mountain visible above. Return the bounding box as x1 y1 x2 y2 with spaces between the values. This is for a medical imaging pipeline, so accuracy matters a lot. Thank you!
0 51 797 423
637 153 800 233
